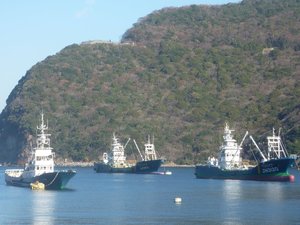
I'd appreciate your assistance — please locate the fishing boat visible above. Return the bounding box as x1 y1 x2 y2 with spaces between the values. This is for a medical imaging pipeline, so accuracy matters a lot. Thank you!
94 134 162 173
195 123 295 182
133 135 163 173
5 113 76 190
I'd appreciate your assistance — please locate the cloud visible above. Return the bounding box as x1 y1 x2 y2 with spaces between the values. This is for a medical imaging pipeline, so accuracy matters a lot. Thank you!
75 0 95 19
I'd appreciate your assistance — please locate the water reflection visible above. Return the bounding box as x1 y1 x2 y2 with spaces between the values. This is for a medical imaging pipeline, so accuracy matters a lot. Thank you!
31 191 56 225
101 173 160 224
264 182 286 201
221 180 242 224
223 180 242 202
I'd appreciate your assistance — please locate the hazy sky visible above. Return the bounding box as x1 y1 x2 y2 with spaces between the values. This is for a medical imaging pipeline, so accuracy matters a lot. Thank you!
0 0 240 112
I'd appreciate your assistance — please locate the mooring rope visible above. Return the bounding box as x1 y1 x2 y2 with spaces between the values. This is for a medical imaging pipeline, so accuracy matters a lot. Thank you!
45 171 59 187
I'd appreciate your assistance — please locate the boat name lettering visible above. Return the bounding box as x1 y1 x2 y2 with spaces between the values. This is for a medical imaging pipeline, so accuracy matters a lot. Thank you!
139 166 150 170
262 167 279 174
261 163 274 168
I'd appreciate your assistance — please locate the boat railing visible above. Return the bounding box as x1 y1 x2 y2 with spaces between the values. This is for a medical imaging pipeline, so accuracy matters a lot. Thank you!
5 169 24 176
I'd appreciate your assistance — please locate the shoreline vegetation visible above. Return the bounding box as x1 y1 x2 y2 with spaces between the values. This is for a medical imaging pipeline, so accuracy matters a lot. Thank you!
0 0 299 164
55 161 195 168
0 161 195 168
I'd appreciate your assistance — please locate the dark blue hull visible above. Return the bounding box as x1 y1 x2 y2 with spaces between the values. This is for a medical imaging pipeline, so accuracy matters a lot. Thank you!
94 159 162 174
93 163 134 173
195 158 295 182
5 170 76 190
135 159 162 173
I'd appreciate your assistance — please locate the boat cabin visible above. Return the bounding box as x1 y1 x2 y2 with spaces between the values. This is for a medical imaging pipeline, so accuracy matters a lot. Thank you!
219 123 242 169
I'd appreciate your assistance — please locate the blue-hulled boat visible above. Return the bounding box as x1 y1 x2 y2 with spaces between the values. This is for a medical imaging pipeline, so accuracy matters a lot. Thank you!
195 124 294 182
94 134 162 174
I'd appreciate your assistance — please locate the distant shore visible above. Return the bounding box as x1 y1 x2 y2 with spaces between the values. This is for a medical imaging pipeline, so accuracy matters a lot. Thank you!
54 161 195 168
1 161 195 168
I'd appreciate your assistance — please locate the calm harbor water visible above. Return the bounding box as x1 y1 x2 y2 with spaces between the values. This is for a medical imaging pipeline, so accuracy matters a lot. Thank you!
0 166 300 225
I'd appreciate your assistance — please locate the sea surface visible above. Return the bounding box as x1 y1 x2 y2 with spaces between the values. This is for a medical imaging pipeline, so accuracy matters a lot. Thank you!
0 166 300 225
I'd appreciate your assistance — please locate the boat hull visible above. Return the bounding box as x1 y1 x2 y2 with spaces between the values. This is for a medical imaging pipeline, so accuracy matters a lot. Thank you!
94 159 162 174
5 170 76 190
195 158 294 182
135 159 162 173
93 163 134 173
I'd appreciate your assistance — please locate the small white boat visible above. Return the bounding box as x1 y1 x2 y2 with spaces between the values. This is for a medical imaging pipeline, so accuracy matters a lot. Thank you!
150 169 172 175
164 170 172 175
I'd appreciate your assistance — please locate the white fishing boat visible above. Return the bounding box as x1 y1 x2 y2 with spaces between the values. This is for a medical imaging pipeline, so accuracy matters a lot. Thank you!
5 112 76 190
94 134 162 173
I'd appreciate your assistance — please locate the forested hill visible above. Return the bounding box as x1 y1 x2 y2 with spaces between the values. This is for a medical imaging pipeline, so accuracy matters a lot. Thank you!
0 0 299 164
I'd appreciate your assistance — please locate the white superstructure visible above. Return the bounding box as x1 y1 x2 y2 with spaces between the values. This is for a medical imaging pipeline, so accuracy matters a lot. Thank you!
5 112 55 179
267 128 288 159
144 135 157 161
103 133 130 167
218 123 244 169
207 123 248 170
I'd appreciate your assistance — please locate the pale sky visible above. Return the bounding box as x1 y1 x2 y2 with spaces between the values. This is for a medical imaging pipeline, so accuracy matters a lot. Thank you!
0 0 240 112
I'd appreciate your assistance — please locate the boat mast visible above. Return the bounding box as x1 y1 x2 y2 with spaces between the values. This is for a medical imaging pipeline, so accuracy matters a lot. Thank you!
124 138 131 149
133 139 144 161
239 131 249 149
249 135 267 161
229 131 248 165
36 112 52 150
144 135 157 161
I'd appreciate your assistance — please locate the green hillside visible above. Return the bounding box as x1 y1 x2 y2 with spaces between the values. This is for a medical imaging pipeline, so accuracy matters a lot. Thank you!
0 0 299 164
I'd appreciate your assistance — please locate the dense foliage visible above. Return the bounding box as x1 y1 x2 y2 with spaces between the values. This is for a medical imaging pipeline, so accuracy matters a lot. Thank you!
0 0 299 164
